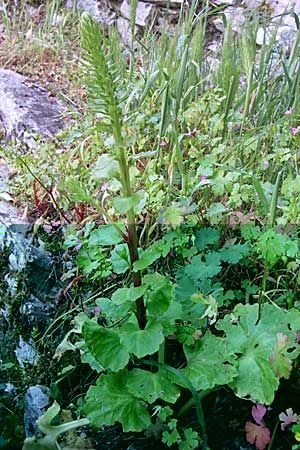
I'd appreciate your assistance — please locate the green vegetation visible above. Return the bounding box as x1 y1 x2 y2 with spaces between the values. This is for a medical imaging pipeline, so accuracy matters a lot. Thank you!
1 1 300 450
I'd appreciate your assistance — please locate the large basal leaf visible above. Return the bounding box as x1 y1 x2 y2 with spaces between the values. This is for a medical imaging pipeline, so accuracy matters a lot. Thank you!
119 317 164 358
126 369 180 404
84 373 151 432
177 332 237 391
216 303 300 404
82 319 129 371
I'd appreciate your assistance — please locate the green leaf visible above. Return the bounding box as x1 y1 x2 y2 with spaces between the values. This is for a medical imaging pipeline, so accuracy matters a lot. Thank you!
110 244 130 274
64 177 92 202
218 242 251 264
285 239 299 258
205 202 227 219
175 274 198 302
177 332 237 391
133 236 175 271
112 190 146 214
82 319 129 371
158 204 184 227
111 285 147 305
126 369 180 404
194 227 220 252
179 428 199 450
256 228 286 265
143 273 173 316
77 247 105 275
163 428 181 446
119 317 164 357
185 252 222 281
91 154 119 179
76 340 104 372
84 373 151 432
96 297 131 319
89 225 124 246
216 304 300 404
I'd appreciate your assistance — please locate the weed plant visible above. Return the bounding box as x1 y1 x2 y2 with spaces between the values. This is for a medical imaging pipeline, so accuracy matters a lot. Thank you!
1 3 300 450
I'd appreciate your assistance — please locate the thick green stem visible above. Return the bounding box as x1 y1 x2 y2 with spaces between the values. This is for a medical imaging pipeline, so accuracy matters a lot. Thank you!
115 143 147 329
127 219 147 329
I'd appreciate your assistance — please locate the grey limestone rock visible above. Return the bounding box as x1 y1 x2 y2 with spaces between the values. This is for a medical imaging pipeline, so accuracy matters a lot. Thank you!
120 0 154 26
0 68 66 147
65 0 116 24
14 336 38 369
24 385 51 437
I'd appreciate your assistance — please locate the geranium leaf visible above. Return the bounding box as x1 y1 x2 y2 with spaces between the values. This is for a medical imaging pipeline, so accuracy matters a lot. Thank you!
143 273 173 316
84 373 151 432
158 204 184 227
245 422 270 450
194 227 220 252
217 304 300 404
185 252 222 281
126 369 180 404
174 332 237 391
218 242 251 264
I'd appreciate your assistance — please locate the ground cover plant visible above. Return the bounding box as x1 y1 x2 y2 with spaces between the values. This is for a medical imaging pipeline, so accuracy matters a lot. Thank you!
1 1 300 449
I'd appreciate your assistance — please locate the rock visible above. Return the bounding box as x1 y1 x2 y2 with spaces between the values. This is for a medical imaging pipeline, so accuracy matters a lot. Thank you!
120 0 154 27
242 0 263 7
241 0 300 49
116 16 140 47
19 294 55 328
24 385 50 437
0 382 15 394
65 0 116 24
15 335 38 368
213 0 235 4
0 163 27 225
256 26 273 45
141 0 183 7
213 7 246 33
0 68 67 147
